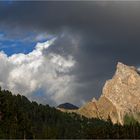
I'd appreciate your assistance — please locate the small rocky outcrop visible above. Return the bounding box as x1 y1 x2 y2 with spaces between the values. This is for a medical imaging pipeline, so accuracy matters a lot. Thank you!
57 103 79 110
57 103 78 113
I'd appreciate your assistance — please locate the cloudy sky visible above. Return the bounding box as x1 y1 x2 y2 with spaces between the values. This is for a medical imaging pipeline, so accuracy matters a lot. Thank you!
0 1 140 106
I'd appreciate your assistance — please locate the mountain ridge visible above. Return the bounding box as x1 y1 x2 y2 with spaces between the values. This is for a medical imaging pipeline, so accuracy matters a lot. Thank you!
1 63 140 138
60 62 140 125
2 86 139 139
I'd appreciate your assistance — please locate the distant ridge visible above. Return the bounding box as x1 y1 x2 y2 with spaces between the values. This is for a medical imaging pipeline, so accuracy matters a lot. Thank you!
57 103 79 110
59 62 140 125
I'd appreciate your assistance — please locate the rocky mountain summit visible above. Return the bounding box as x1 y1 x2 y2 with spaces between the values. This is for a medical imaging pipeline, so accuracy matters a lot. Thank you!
60 62 140 125
78 62 140 124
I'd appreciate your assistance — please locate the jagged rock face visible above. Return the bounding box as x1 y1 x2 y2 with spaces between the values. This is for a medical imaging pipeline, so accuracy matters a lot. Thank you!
103 62 140 110
78 62 140 124
57 62 140 124
102 62 140 124
77 100 98 118
78 96 120 124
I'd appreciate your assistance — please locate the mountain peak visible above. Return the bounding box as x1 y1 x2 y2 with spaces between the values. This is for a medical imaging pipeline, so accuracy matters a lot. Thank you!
58 62 140 125
115 62 137 77
78 62 140 125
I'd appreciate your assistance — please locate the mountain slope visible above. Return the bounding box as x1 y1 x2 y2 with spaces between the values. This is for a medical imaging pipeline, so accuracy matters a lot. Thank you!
1 87 128 139
1 67 140 138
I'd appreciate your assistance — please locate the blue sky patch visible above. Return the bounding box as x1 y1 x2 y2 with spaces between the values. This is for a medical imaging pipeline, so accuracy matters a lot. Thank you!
0 29 53 56
0 41 36 56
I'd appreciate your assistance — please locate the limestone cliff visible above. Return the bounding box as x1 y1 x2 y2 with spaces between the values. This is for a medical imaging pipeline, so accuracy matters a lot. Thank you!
58 62 140 124
78 62 140 124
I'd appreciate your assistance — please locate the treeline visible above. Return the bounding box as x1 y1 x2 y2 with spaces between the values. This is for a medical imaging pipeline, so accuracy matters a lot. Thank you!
0 87 140 139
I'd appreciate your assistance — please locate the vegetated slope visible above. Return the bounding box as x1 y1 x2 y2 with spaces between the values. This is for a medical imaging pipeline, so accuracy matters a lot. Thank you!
0 87 140 139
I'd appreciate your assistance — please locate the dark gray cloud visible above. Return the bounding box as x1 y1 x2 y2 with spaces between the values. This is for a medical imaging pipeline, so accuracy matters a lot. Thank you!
0 1 140 105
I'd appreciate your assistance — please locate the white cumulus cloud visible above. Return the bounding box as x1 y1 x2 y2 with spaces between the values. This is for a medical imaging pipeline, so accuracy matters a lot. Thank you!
0 38 76 106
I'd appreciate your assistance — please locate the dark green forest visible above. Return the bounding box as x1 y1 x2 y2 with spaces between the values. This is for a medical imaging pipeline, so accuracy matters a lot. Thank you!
0 87 140 139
